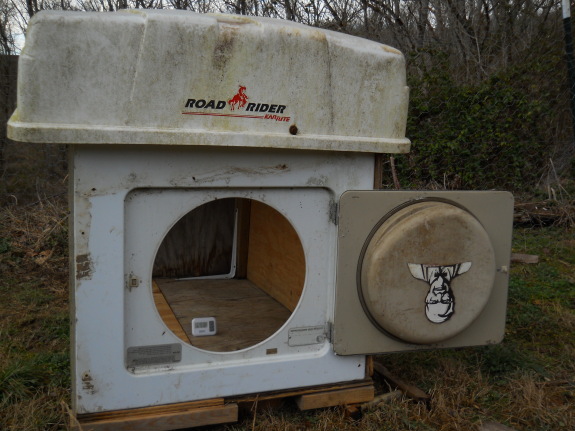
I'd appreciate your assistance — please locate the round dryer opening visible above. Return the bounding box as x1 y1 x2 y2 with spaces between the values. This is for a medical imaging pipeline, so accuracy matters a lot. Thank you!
151 198 306 352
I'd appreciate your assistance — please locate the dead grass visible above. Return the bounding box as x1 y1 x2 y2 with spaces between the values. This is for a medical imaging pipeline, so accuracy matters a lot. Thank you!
506 375 571 429
1 200 574 431
224 359 574 431
1 390 69 431
0 197 70 431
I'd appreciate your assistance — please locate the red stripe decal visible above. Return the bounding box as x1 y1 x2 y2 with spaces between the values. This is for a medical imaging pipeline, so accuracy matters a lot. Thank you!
182 112 266 119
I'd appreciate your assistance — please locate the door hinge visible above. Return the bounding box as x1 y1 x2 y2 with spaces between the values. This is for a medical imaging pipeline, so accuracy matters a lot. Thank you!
329 201 339 225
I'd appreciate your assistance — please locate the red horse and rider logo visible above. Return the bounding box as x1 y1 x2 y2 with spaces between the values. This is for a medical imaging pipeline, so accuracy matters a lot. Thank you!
228 86 249 110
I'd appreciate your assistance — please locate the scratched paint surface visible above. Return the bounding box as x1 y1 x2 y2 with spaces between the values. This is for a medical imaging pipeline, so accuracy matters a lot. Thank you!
69 146 373 413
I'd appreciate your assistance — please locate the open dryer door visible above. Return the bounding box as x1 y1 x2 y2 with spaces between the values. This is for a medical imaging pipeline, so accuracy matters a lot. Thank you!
333 191 514 355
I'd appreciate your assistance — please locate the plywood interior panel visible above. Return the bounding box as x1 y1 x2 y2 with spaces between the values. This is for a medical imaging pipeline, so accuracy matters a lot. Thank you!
246 200 305 311
155 278 291 352
152 281 191 343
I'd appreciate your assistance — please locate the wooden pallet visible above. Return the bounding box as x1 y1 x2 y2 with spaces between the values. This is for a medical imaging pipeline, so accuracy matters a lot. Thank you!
74 380 374 431
73 399 237 431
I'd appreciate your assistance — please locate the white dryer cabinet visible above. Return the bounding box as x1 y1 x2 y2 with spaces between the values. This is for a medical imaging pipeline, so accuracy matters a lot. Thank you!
9 9 513 425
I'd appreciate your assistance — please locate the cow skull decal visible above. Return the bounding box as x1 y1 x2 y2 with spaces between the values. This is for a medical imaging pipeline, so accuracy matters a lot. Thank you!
407 262 472 324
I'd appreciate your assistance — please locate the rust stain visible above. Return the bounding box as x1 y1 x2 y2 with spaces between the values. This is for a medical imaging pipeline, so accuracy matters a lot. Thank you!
76 254 93 280
215 15 255 26
381 45 402 55
213 26 238 71
81 372 96 395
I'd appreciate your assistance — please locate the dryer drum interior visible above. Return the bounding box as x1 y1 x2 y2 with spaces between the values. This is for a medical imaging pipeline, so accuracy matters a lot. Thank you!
152 198 306 352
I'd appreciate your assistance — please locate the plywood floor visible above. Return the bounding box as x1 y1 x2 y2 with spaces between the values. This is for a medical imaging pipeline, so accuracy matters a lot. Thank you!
154 278 291 352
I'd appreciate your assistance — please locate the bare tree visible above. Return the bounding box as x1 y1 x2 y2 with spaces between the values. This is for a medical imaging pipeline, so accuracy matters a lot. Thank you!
0 0 17 55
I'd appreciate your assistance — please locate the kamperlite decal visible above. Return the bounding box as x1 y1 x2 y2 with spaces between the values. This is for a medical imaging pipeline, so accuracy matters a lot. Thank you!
408 262 472 324
182 85 291 122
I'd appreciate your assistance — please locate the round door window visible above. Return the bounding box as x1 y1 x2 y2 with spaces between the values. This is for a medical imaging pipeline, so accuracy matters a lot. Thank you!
360 201 496 344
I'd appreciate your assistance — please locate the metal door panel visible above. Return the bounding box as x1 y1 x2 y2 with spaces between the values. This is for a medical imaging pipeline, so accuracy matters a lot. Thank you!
334 191 514 355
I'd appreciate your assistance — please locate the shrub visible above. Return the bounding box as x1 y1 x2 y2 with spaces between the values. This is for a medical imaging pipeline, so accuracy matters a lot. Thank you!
395 58 556 191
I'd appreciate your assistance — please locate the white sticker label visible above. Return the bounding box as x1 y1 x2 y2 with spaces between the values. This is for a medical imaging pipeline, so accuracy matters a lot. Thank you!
288 326 327 346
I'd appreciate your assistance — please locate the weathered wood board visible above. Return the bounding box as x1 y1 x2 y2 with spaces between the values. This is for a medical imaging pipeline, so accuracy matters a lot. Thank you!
295 383 375 410
246 200 306 311
75 399 238 431
152 280 191 343
155 278 291 352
